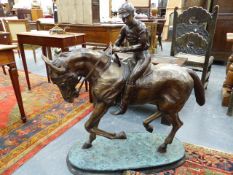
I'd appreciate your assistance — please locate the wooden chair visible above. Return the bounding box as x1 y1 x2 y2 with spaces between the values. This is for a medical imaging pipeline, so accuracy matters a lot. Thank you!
170 6 219 89
3 19 40 63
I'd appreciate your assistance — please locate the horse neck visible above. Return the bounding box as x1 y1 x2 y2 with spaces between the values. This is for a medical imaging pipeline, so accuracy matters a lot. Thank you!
83 53 110 83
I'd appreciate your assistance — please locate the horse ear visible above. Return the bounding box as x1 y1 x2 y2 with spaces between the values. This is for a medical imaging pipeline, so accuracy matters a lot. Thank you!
41 55 66 73
104 42 112 55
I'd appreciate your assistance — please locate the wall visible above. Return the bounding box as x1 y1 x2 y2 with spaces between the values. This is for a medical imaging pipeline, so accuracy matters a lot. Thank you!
56 0 92 24
100 0 110 22
13 0 53 15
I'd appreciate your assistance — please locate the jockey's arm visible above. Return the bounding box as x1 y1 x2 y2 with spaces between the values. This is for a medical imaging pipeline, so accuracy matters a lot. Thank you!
115 31 149 53
114 26 126 47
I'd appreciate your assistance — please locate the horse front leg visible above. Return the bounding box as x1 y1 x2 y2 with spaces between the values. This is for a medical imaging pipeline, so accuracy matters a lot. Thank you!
82 102 126 149
158 113 183 153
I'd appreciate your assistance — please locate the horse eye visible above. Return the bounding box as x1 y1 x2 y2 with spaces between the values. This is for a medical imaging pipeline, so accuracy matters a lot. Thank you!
60 83 66 88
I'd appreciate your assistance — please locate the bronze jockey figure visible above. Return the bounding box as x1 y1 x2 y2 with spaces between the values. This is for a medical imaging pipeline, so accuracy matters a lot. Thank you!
112 2 151 115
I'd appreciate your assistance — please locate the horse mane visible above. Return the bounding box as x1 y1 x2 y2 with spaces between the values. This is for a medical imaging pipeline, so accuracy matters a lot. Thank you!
52 48 111 70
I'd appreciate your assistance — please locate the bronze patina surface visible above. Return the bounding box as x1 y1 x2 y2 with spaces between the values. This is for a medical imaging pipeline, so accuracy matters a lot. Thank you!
43 46 205 153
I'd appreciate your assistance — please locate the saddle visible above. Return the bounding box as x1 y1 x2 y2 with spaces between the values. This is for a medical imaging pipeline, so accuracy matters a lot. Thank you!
112 53 153 86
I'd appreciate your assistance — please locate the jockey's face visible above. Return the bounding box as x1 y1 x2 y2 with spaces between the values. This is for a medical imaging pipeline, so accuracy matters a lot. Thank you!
122 15 134 26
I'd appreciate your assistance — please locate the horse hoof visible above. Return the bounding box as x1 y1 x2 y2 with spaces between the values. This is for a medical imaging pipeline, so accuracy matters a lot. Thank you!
82 142 92 149
110 107 126 115
157 145 167 153
144 124 154 133
115 131 127 139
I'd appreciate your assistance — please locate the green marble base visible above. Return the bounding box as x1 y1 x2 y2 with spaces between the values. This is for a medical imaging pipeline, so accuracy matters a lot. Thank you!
67 133 185 175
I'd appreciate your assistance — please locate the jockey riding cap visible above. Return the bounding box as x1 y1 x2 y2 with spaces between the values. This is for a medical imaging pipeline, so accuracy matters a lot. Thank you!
118 2 135 18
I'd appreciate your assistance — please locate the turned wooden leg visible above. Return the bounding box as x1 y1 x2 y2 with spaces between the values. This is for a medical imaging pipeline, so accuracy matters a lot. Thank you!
8 63 27 122
223 62 233 89
226 54 233 74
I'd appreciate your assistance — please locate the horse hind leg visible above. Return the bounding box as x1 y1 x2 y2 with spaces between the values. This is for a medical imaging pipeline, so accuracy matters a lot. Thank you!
143 111 162 133
158 113 183 153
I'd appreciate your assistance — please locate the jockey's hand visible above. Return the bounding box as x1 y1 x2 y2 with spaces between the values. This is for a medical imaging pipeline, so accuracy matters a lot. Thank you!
112 46 121 53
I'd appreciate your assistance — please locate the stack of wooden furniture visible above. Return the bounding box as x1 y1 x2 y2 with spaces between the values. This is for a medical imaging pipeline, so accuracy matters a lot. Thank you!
222 33 233 116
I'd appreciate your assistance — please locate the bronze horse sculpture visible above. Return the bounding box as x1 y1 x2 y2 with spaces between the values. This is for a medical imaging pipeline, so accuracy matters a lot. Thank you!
43 47 205 153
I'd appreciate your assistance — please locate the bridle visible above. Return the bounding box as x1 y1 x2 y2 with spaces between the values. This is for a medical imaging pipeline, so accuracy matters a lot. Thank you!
76 53 111 93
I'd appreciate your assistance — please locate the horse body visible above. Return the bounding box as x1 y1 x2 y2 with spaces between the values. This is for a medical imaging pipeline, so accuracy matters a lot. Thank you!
43 48 205 153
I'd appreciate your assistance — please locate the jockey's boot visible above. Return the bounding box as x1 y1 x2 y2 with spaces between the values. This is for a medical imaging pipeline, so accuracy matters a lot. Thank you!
111 84 133 115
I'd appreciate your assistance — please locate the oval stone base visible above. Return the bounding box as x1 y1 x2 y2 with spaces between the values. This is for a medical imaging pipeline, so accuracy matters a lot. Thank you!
67 133 185 175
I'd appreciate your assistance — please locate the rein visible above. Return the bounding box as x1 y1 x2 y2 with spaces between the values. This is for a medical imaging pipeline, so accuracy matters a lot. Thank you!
77 54 110 92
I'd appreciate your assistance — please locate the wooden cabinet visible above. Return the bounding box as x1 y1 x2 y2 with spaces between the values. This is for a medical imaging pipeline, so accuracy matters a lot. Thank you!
211 0 233 62
31 9 43 21
37 22 122 45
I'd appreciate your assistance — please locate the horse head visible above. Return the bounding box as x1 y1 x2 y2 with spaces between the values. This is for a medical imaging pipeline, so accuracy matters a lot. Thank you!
42 48 113 103
42 54 81 103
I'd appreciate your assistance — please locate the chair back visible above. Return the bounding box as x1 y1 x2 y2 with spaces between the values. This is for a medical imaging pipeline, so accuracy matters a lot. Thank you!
3 19 30 42
171 6 219 58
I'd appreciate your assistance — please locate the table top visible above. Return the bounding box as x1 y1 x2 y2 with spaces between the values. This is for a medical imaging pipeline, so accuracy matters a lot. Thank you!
0 44 17 51
17 30 85 39
0 31 10 35
227 33 233 42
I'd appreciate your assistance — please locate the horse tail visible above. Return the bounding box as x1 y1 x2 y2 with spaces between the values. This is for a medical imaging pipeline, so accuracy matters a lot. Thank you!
187 69 205 106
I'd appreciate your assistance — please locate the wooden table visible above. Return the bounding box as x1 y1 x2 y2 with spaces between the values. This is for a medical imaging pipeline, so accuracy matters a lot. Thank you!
0 44 26 122
17 31 86 90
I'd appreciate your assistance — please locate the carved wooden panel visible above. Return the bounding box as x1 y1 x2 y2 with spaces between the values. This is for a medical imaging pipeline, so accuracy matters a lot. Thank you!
177 7 212 24
176 23 209 41
171 6 218 57
175 32 208 55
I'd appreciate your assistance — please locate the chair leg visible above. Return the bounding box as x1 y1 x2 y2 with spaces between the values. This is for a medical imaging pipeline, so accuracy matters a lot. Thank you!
17 49 21 58
2 66 7 75
201 65 212 89
33 49 37 63
158 35 163 51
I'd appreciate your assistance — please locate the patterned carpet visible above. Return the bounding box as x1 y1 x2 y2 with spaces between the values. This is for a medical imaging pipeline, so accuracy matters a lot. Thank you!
0 71 93 175
124 143 233 175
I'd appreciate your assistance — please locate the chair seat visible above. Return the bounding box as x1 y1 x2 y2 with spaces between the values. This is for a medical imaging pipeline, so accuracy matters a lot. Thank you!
175 53 214 67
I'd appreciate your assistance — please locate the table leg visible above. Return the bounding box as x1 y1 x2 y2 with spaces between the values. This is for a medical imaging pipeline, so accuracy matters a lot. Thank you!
8 63 27 122
47 47 53 60
82 43 86 48
2 65 7 75
18 43 31 90
42 46 50 83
